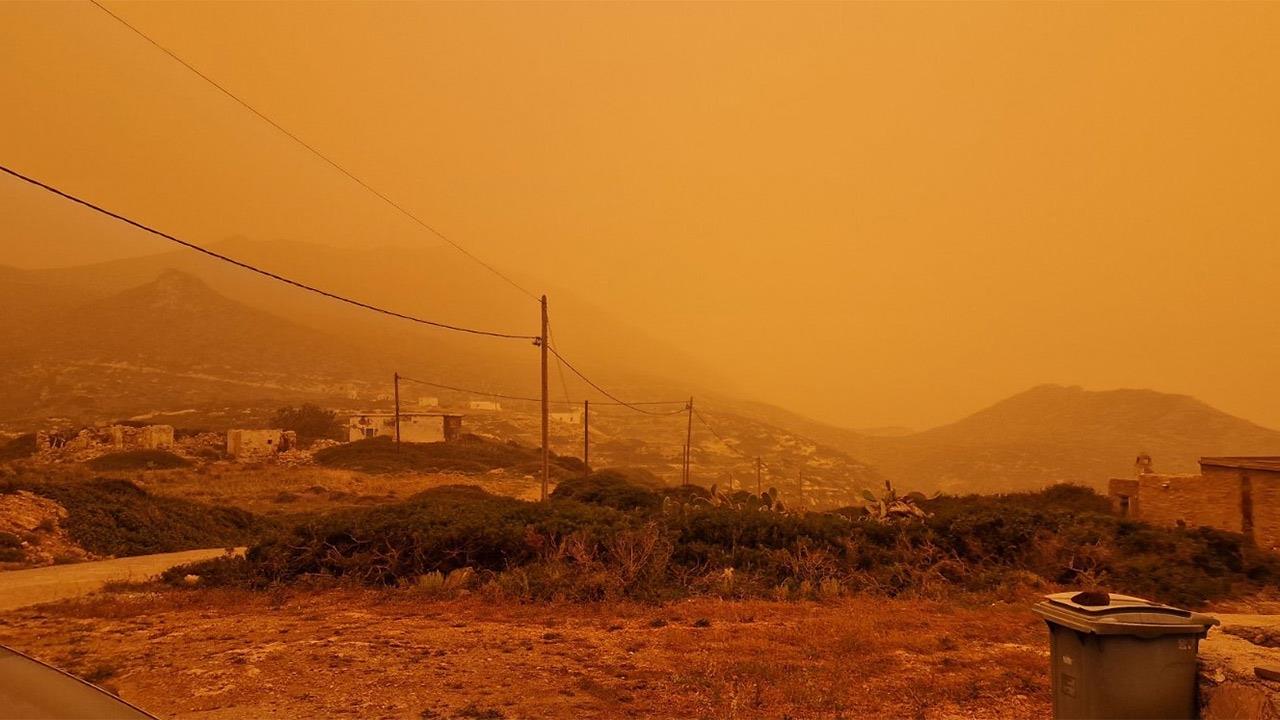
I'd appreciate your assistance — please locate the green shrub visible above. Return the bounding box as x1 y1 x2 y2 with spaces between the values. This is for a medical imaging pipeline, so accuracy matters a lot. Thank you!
272 404 343 446
86 450 191 471
550 470 663 511
243 485 633 586
177 481 1280 607
1 478 271 556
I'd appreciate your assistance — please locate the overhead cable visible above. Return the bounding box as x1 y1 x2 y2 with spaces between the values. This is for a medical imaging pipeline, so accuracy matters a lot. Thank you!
0 164 537 340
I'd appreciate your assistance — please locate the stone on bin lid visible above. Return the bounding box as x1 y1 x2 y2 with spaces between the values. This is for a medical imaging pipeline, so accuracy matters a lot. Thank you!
1034 591 1220 636
1045 591 1169 613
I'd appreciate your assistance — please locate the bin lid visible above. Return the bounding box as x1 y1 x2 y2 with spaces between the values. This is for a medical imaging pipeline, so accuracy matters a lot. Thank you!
1032 592 1220 638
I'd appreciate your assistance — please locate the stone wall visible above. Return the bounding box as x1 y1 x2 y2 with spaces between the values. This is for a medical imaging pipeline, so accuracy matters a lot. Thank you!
1204 465 1280 551
1109 465 1280 549
34 424 175 463
226 429 296 461
1109 472 1242 533
1254 474 1280 551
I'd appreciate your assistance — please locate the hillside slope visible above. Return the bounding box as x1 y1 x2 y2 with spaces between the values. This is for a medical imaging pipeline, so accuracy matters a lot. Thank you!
0 269 381 423
0 265 881 504
734 385 1280 494
12 239 724 401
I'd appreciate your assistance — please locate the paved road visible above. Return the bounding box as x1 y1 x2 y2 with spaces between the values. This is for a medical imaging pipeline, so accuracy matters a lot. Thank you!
0 548 236 612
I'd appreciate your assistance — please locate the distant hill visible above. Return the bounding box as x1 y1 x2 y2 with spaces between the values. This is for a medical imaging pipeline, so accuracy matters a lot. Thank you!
732 385 1280 494
0 260 881 503
8 242 1275 499
8 238 724 401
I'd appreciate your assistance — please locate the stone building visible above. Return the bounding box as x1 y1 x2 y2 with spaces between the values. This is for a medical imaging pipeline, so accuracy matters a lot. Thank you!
226 429 296 460
346 413 463 443
35 424 175 462
109 424 175 450
1109 456 1280 549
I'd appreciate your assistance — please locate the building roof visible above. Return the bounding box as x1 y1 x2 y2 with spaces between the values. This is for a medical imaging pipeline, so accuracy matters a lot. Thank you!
1200 456 1280 472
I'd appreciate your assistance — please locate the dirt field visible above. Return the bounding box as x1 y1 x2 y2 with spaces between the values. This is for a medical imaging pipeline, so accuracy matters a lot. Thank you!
0 588 1049 719
112 463 549 515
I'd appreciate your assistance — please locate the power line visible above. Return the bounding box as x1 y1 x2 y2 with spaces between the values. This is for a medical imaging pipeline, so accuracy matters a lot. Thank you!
693 408 754 461
0 164 538 341
88 0 540 303
544 344 688 416
89 0 698 422
545 316 573 407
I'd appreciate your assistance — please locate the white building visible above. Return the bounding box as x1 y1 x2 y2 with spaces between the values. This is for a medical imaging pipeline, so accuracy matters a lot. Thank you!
468 400 502 411
347 413 463 443
550 410 583 424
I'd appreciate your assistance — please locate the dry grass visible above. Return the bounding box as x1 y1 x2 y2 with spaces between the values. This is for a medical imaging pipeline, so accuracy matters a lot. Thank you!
0 588 1049 719
125 463 549 515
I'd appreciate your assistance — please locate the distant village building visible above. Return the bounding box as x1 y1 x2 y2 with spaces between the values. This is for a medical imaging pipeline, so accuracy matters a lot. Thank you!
417 397 440 408
550 410 582 424
347 413 463 443
226 429 296 460
468 400 502 411
1109 456 1280 549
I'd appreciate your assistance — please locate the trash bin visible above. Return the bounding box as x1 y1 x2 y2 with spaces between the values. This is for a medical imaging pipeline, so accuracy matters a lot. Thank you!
1033 591 1219 719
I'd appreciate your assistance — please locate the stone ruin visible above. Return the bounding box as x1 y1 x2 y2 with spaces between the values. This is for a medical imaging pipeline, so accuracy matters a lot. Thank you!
34 424 175 463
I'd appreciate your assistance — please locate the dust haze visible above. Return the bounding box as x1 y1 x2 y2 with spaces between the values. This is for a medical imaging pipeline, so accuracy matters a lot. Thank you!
4 4 1280 719
5 1 1280 430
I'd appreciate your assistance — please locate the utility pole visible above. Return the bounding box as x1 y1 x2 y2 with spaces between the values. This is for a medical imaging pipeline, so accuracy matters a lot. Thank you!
683 397 694 486
582 399 590 476
540 294 549 501
393 372 401 452
756 457 762 495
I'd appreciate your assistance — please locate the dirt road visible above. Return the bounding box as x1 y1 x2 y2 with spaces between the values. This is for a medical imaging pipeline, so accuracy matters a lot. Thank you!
0 549 234 612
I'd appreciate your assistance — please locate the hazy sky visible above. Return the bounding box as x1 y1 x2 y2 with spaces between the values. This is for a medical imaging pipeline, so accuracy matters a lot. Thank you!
2 2 1279 430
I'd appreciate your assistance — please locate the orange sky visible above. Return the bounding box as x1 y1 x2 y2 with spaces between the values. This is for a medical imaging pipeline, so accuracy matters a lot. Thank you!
2 1 1279 430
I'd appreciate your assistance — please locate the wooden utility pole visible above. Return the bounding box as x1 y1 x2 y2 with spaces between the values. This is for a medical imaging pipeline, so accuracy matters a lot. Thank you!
540 295 549 501
582 399 590 476
393 372 401 451
756 457 762 495
683 397 694 486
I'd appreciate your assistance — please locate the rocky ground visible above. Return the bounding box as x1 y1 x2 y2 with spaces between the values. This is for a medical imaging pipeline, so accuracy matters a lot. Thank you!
1201 612 1280 719
0 490 94 569
0 589 1049 719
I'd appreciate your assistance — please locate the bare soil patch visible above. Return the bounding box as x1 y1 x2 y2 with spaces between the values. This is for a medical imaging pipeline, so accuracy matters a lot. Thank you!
0 589 1048 719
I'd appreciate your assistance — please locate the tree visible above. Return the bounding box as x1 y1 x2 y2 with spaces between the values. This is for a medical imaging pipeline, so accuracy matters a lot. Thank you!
272 404 342 447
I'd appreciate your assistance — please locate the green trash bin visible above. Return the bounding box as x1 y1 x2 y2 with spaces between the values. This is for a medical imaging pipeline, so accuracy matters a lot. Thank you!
1033 592 1219 719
